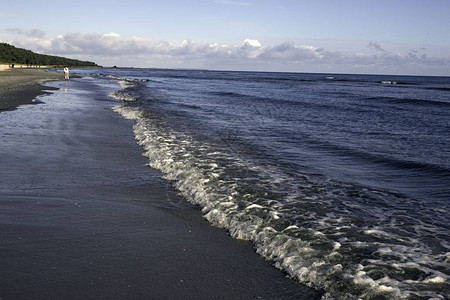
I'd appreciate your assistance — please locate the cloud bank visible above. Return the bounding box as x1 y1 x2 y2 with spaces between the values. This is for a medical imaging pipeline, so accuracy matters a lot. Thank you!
7 28 46 38
4 31 450 75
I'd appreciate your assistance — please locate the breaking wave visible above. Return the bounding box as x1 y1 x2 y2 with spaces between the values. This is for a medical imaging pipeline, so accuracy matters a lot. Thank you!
112 93 450 299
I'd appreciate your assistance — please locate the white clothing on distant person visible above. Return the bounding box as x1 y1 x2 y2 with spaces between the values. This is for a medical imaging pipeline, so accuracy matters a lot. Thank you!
64 67 70 81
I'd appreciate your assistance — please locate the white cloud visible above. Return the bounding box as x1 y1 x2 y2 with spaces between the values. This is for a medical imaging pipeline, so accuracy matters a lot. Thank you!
7 28 46 38
259 42 323 60
4 31 450 75
242 39 261 48
103 32 120 38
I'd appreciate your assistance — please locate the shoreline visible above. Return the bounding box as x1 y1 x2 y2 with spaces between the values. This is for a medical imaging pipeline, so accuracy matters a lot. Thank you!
0 76 321 299
0 68 62 111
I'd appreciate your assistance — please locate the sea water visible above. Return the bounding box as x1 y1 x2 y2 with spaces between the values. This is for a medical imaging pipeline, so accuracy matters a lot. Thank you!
77 69 450 299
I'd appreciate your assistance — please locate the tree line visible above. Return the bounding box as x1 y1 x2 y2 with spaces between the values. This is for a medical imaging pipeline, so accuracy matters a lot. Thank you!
0 43 98 67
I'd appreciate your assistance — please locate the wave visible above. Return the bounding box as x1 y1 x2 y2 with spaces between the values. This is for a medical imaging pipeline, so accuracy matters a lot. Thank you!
97 73 150 83
108 80 139 102
209 91 244 97
379 80 418 85
389 98 450 107
365 96 450 107
208 90 348 114
103 73 450 299
313 138 450 178
426 87 450 92
112 97 450 299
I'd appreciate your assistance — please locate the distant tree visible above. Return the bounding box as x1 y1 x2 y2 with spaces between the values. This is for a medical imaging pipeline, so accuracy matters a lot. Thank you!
0 43 98 67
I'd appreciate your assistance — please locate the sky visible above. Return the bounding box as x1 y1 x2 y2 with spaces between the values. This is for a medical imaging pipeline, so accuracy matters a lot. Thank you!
1 0 450 75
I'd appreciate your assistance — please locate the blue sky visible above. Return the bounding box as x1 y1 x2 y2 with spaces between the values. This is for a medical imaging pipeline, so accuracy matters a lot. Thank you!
1 0 450 75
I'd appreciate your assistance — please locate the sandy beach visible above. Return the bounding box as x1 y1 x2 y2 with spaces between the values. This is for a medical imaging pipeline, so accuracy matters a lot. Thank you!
0 73 321 299
0 68 62 111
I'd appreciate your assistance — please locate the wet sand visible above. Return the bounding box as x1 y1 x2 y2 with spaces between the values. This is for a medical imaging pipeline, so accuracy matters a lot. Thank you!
0 77 321 299
0 68 61 111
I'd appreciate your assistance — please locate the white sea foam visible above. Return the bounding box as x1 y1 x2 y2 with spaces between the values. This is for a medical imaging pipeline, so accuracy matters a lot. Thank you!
112 105 144 120
118 80 135 89
423 276 446 284
107 79 139 102
111 103 450 299
108 90 137 102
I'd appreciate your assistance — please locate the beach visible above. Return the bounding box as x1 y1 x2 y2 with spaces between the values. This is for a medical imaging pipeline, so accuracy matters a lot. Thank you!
0 68 61 111
0 72 321 299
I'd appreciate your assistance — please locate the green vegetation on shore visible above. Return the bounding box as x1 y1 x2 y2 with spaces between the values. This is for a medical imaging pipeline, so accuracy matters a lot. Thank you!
0 43 98 67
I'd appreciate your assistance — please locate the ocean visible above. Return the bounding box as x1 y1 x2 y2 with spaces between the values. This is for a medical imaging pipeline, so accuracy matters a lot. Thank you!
76 68 449 299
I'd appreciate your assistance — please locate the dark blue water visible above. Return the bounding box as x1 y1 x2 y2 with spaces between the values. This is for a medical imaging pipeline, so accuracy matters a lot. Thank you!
79 69 450 299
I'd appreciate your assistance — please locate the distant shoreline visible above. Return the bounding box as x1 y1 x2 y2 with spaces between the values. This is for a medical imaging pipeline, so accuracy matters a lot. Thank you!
0 64 55 71
0 64 99 71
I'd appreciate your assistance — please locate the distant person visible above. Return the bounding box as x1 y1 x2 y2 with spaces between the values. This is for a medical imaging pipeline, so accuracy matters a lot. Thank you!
64 67 70 81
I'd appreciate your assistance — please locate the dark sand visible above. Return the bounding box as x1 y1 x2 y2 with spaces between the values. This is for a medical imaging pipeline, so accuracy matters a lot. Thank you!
0 68 61 111
0 77 321 299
